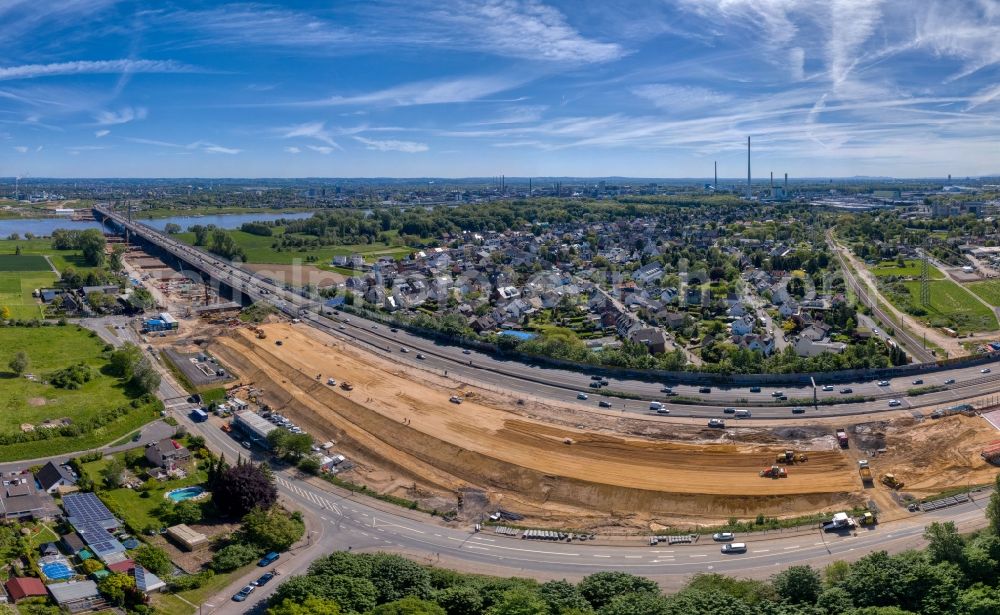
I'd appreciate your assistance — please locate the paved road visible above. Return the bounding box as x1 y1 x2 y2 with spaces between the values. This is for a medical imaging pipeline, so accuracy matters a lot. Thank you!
95 206 1000 424
828 234 937 363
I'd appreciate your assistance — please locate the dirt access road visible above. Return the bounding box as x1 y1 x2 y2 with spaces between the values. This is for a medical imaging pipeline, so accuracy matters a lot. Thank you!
211 323 866 528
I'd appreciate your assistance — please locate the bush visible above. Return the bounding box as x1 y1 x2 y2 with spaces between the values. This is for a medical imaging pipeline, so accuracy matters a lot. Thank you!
167 570 215 592
132 544 172 577
211 543 262 572
49 363 93 389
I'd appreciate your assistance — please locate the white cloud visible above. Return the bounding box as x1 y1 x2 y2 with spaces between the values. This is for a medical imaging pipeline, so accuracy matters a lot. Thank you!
302 75 524 107
353 136 428 153
0 59 196 81
125 137 240 155
425 0 626 63
631 84 733 112
95 106 148 126
202 144 241 155
306 145 334 154
161 1 623 64
13 145 27 153
284 146 301 154
95 129 110 138
279 121 340 147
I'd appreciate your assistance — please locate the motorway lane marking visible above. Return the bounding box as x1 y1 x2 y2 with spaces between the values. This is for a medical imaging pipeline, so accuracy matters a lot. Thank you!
814 542 826 546
373 518 426 534
688 554 707 558
592 555 610 558
623 556 642 559
757 549 771 553
450 539 579 557
466 545 491 551
783 546 799 550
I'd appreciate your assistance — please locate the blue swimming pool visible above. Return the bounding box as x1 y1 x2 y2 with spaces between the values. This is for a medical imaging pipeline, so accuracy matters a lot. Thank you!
498 330 536 341
42 561 74 580
166 486 205 502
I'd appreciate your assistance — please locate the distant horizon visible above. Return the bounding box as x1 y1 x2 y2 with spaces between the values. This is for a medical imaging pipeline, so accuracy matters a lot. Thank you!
1 175 998 183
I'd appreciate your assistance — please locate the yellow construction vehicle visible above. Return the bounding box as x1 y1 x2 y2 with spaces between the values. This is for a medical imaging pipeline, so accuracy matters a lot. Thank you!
776 450 808 464
857 512 877 526
881 473 904 490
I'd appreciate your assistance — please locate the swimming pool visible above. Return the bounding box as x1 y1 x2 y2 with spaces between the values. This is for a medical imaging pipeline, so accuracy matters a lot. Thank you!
165 486 206 502
498 330 536 341
41 560 74 580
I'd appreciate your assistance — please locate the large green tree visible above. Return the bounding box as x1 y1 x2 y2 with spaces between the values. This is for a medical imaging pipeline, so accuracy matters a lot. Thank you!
771 565 822 605
240 507 305 552
578 572 659 610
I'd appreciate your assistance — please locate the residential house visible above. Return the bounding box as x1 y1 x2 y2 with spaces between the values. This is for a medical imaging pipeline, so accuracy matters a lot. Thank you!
627 327 669 355
144 438 191 471
34 461 77 494
731 315 754 336
6 577 47 602
47 580 105 613
732 334 775 355
794 336 847 357
0 479 57 520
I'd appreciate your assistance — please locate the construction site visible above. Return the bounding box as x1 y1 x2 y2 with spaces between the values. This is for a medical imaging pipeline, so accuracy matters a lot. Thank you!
151 318 1000 533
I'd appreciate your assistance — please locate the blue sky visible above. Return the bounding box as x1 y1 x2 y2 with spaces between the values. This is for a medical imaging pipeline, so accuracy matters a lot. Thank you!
1 0 998 178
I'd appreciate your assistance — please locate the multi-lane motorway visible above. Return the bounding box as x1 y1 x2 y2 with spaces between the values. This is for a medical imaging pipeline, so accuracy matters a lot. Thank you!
97 205 1000 422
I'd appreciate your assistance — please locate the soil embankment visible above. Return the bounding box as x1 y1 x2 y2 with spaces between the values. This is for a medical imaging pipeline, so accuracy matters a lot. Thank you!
211 324 865 528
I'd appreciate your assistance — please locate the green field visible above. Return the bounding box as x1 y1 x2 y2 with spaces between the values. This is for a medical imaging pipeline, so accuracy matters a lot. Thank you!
0 272 55 319
0 254 50 272
0 238 96 274
0 327 159 460
901 279 998 332
870 259 944 279
174 228 412 266
967 280 1000 307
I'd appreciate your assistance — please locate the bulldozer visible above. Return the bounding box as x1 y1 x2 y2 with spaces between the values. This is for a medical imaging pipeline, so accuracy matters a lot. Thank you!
760 465 787 478
881 473 904 490
776 450 808 464
857 512 877 526
340 382 354 391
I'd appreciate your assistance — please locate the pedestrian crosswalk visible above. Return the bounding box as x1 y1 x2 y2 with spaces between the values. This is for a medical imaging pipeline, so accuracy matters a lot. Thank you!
277 477 342 515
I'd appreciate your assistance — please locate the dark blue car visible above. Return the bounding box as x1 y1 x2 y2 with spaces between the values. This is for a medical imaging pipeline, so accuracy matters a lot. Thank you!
258 551 280 567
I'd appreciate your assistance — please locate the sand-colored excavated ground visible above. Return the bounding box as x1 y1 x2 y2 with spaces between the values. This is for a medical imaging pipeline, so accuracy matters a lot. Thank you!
209 323 872 527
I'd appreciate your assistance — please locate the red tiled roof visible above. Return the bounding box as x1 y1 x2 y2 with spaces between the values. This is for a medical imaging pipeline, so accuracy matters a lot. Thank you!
107 560 135 573
6 577 47 600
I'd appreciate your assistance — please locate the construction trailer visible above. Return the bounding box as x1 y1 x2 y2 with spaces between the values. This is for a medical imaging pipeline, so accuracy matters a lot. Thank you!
232 411 277 448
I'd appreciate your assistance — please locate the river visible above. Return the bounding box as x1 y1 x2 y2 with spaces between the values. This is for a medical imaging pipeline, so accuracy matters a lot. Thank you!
0 211 315 239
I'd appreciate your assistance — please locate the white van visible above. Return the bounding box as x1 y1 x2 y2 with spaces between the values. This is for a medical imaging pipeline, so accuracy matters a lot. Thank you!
734 409 752 418
649 401 664 411
722 542 747 554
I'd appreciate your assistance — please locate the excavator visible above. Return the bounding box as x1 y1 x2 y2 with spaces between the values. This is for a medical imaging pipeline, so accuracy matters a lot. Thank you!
760 465 787 478
775 450 808 464
881 473 904 490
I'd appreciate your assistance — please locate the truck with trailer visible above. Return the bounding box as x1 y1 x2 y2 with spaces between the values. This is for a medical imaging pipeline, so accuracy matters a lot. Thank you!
836 429 849 448
858 460 873 485
822 512 857 532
